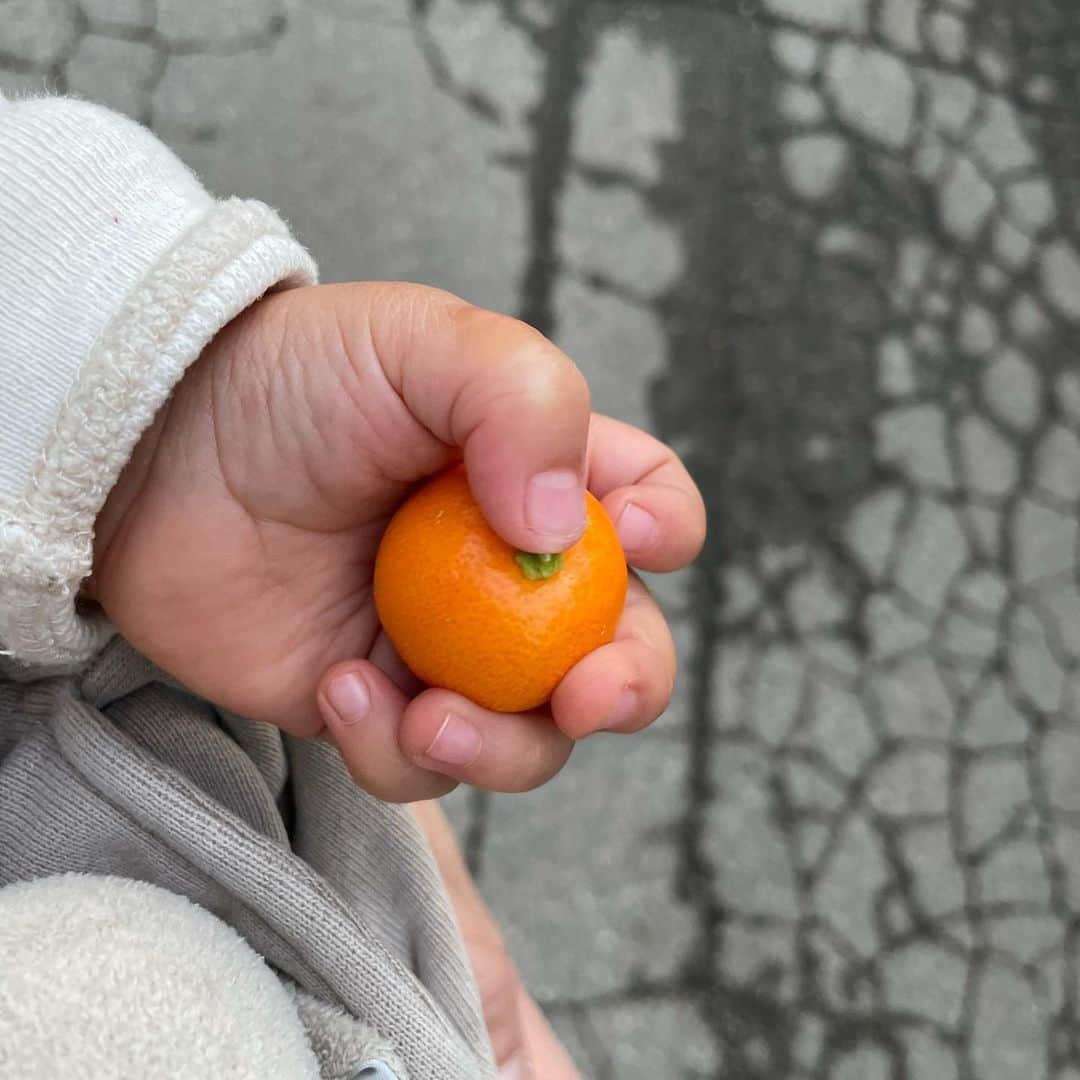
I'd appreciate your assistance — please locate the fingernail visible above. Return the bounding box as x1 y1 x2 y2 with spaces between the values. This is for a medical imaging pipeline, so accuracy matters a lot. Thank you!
423 713 482 767
324 672 370 727
615 501 659 553
604 687 639 731
525 469 585 546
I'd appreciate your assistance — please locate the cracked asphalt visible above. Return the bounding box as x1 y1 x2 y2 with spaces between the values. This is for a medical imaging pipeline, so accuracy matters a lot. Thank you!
5 1 1080 1076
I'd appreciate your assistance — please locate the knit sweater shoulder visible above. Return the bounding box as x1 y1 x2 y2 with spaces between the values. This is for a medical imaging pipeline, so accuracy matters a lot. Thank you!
0 92 317 666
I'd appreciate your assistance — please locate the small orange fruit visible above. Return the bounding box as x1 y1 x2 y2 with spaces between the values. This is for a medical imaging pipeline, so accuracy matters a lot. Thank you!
373 464 628 713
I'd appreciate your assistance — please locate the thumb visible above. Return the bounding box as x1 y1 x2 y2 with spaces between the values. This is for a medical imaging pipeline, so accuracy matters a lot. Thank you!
363 285 592 553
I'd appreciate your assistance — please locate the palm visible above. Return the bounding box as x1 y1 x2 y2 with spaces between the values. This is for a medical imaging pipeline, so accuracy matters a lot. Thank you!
92 289 452 737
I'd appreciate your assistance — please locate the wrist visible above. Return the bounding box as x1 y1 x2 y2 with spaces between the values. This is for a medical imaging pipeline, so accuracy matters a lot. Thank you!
84 396 173 605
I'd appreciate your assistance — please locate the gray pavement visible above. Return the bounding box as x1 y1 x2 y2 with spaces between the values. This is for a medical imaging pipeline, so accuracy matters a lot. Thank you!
5 1 1080 1077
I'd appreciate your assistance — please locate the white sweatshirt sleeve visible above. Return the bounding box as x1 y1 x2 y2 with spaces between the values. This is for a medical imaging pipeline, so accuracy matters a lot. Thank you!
0 94 318 667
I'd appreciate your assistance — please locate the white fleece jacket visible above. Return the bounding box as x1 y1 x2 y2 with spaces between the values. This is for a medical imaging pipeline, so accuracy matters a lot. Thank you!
0 91 317 666
0 874 323 1079
0 95 330 1078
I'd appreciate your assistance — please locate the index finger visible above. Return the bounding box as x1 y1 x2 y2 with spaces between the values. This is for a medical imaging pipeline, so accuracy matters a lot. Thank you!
586 414 707 572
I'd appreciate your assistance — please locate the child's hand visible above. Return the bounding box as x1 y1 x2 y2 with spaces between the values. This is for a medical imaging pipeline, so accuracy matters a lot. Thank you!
88 283 706 801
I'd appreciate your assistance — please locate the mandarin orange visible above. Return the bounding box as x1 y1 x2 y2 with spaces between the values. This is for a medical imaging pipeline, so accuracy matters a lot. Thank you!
373 464 628 713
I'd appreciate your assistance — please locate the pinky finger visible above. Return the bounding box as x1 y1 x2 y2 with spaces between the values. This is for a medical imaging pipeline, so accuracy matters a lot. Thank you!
318 660 458 803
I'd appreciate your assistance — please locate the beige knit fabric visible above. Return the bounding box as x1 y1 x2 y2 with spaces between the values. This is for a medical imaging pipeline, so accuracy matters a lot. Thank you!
0 639 496 1079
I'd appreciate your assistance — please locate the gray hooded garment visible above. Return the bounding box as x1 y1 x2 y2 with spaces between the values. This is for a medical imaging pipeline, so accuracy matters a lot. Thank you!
0 638 497 1080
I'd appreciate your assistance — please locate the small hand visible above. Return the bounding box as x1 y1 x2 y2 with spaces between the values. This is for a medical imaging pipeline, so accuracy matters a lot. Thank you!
90 283 706 800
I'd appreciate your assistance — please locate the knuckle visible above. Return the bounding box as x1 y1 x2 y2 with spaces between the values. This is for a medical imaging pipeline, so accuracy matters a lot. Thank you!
364 282 469 367
506 734 571 793
451 307 588 408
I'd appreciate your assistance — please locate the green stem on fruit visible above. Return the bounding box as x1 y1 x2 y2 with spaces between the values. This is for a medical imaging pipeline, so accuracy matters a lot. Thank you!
514 551 564 581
